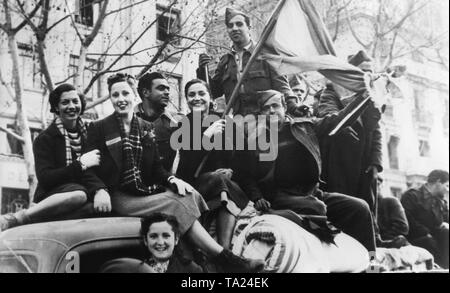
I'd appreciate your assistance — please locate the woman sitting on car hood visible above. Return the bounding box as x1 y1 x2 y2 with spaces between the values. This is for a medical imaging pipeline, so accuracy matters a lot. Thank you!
0 84 100 232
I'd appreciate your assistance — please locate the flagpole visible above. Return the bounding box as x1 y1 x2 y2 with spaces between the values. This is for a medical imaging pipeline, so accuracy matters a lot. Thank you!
193 0 288 179
222 0 287 117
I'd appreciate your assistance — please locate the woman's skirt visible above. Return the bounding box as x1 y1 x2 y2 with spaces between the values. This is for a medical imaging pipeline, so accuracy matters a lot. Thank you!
196 172 249 217
111 189 209 235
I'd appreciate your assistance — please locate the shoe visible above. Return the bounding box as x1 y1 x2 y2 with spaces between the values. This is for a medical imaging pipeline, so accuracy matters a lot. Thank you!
0 213 20 232
214 249 265 273
376 235 410 249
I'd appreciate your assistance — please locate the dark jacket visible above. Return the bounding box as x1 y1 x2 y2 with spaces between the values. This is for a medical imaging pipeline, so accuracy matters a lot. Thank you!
135 104 183 172
401 186 449 240
238 93 370 202
176 113 233 184
317 85 383 204
82 114 170 198
33 122 86 203
378 196 409 240
197 42 292 115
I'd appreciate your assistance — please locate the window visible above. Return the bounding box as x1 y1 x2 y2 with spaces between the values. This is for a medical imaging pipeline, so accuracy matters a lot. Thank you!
390 187 403 199
419 140 430 157
1 188 29 215
0 254 38 273
17 43 43 90
68 55 103 101
388 136 400 170
5 125 41 156
156 5 181 45
75 0 95 27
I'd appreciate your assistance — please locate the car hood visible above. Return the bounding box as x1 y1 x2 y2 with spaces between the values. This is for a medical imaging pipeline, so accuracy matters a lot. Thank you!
0 218 141 250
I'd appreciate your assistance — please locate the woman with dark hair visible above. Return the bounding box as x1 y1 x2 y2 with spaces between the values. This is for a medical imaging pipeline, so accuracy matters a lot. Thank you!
82 73 264 273
100 213 203 273
0 84 100 232
176 79 250 250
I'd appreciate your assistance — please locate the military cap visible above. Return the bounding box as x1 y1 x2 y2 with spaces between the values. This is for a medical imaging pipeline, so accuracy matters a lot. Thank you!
257 90 285 109
225 7 250 26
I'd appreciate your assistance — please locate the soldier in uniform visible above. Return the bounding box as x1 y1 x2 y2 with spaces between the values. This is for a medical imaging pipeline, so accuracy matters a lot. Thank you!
197 8 293 116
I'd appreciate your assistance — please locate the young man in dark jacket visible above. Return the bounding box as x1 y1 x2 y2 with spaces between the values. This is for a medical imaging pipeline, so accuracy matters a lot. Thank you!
401 170 449 268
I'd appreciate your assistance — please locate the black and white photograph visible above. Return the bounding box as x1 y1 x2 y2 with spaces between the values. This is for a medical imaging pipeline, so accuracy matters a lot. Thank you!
0 0 448 276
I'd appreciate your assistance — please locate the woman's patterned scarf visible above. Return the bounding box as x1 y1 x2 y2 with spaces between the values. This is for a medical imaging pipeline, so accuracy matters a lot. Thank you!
116 113 158 197
54 117 87 166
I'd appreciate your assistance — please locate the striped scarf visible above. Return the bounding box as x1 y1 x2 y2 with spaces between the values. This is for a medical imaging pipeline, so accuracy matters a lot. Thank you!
116 114 163 197
55 117 87 166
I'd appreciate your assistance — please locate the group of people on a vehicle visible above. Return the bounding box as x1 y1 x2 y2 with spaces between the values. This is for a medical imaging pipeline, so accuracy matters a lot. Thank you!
0 7 448 272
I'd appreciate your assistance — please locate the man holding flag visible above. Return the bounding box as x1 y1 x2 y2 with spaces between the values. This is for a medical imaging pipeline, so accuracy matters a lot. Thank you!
197 8 293 116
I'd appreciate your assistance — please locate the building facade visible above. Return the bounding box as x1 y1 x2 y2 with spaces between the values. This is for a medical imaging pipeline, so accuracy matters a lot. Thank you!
0 0 207 214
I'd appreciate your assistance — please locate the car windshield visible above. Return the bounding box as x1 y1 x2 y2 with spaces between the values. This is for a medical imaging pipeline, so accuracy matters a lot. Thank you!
0 241 37 273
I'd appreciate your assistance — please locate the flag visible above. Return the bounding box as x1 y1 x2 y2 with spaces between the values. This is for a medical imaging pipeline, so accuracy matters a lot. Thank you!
259 0 366 93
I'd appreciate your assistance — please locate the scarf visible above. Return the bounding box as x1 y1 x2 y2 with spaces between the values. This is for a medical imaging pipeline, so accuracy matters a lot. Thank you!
116 114 163 196
55 117 87 166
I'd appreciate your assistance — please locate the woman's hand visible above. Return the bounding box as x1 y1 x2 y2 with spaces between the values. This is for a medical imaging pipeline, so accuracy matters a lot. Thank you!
80 149 101 170
204 119 226 139
254 198 271 212
94 189 112 214
214 168 233 180
169 177 195 197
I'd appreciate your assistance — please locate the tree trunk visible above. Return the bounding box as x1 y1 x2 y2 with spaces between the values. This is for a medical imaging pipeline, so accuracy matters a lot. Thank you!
8 34 38 201
75 45 88 92
36 37 54 92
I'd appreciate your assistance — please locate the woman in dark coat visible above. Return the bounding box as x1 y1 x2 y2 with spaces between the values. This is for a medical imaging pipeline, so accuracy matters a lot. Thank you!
176 79 250 250
0 84 100 232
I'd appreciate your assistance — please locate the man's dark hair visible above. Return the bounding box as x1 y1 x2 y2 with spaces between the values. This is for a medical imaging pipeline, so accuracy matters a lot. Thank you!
106 73 137 93
49 83 86 115
137 72 167 100
427 170 449 184
140 213 180 239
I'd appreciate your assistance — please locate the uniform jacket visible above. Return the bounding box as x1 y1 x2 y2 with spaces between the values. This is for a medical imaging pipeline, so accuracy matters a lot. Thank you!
82 114 170 198
197 42 292 114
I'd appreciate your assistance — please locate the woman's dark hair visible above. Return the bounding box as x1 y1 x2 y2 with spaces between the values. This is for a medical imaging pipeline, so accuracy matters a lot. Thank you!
140 213 180 239
184 79 211 100
49 84 86 115
107 73 137 94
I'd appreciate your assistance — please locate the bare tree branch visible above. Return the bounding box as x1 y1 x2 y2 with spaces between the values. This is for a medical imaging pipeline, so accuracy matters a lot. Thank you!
0 125 25 142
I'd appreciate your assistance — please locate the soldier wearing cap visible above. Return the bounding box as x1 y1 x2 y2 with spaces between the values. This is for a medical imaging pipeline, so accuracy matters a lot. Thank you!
317 51 384 246
197 8 293 116
236 90 378 254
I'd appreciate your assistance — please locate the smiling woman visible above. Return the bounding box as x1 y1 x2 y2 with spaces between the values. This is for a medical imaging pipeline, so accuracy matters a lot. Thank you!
0 84 101 232
100 213 203 273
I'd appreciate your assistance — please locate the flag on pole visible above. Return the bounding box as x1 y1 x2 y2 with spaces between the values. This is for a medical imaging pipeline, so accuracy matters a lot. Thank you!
259 0 367 93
